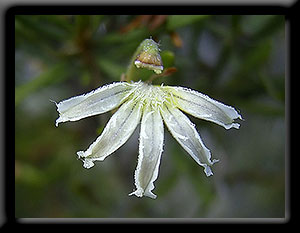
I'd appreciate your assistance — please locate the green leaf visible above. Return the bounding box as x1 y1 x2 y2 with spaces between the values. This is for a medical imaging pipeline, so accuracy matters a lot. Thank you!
161 50 175 68
166 15 210 30
16 15 69 41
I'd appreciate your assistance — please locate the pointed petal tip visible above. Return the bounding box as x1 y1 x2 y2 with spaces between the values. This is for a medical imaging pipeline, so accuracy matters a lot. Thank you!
129 189 157 199
77 151 95 169
233 123 240 129
55 116 67 127
129 189 143 198
83 160 94 169
204 165 213 177
77 151 85 158
224 108 242 129
50 99 58 106
204 159 219 177
224 122 240 130
212 159 219 164
232 109 243 123
145 191 157 199
55 118 61 127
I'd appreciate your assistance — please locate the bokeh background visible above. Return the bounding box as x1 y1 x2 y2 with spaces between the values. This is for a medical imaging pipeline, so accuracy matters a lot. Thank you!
15 15 285 218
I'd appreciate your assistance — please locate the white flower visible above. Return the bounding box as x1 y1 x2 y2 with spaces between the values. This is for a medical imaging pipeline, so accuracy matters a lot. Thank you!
55 81 242 199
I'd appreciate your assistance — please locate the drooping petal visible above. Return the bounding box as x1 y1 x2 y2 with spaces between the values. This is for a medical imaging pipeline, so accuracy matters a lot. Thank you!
55 82 139 126
129 104 164 199
161 86 242 129
161 103 218 177
77 98 142 169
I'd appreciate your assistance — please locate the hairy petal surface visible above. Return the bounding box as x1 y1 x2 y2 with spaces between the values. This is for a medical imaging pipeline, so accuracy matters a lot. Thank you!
161 103 218 176
130 104 164 199
162 86 242 129
55 82 138 126
77 98 142 169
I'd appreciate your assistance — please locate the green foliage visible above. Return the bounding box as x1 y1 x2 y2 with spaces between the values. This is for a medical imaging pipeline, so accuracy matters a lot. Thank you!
166 15 210 30
15 15 285 218
15 62 70 105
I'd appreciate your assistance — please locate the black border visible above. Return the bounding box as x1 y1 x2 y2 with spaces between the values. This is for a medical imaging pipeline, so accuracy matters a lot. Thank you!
4 3 295 227
5 4 292 15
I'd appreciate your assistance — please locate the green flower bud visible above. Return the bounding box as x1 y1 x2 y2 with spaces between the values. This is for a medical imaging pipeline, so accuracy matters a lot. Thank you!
134 38 163 74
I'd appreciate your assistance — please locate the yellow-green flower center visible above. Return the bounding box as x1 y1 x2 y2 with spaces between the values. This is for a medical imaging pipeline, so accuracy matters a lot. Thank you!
131 83 173 111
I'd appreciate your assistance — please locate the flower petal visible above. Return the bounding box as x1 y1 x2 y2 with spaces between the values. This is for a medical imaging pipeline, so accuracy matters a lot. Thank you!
55 82 139 126
129 104 164 199
77 98 142 169
161 103 218 177
162 86 242 129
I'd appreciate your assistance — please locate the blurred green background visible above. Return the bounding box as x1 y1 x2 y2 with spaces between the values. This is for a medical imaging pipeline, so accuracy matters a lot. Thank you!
15 15 285 218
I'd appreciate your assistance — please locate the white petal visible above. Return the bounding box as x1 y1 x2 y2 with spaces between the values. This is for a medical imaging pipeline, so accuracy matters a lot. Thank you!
129 104 164 199
77 98 142 169
161 103 218 177
55 82 139 126
162 86 242 129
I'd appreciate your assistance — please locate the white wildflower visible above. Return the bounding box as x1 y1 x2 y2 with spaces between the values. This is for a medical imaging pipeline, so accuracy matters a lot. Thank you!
54 81 242 199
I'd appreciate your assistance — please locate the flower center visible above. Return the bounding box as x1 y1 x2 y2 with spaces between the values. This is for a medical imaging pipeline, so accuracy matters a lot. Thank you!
132 82 169 110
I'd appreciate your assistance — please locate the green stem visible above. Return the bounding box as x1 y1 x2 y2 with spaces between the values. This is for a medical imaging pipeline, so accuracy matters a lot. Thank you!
125 41 145 82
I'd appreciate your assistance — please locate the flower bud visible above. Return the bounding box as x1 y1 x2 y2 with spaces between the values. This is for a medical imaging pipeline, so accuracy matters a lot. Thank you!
134 38 164 74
